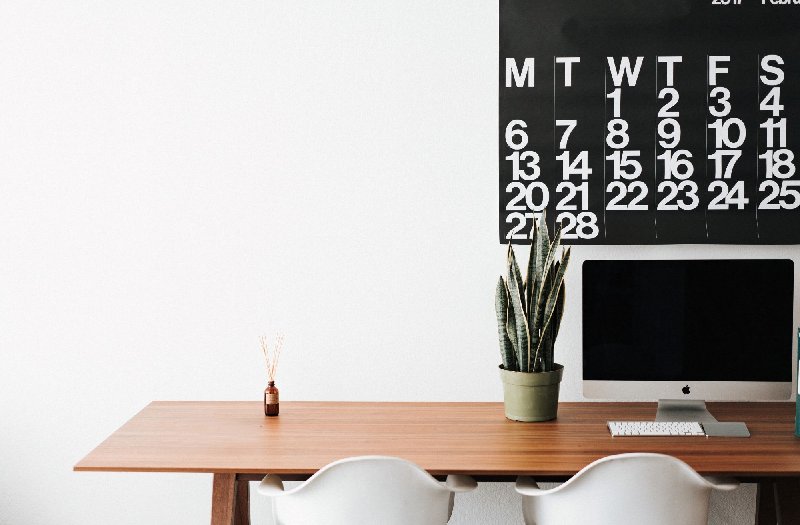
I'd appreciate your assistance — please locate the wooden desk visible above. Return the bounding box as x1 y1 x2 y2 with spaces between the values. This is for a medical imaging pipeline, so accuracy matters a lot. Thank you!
75 401 800 525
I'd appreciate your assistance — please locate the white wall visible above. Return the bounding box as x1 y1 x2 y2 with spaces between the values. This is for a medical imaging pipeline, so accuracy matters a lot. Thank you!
0 1 794 523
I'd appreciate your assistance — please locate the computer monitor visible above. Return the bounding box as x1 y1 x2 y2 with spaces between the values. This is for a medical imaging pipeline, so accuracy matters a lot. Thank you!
583 259 794 404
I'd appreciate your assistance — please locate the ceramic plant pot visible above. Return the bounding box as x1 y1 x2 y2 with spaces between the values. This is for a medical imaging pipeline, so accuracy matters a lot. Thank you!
499 364 563 422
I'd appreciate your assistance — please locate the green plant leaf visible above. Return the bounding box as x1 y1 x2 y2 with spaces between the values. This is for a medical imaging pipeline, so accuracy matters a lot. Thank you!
532 213 550 297
495 277 517 370
505 281 518 357
525 218 539 314
538 280 564 372
551 280 566 344
508 243 526 317
506 250 530 372
536 332 551 372
531 222 562 350
538 222 562 301
537 261 558 372
533 247 571 366
526 215 547 351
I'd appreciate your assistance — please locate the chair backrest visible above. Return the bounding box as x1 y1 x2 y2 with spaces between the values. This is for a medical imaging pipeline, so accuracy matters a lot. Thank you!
519 453 734 525
267 456 456 525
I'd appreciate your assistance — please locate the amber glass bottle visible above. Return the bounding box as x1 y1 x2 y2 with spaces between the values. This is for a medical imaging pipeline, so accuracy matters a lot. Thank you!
264 381 279 416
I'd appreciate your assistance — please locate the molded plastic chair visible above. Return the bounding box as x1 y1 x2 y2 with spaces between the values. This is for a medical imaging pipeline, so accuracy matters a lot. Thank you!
257 455 477 525
515 452 738 525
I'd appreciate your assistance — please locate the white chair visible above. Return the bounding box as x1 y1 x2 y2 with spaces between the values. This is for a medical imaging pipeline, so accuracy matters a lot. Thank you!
257 455 477 525
515 452 739 525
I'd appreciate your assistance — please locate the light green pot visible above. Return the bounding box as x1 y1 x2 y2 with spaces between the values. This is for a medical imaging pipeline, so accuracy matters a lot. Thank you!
499 364 564 422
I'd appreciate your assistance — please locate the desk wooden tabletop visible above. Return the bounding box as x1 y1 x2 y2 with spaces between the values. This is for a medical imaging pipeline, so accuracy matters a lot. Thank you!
74 401 800 478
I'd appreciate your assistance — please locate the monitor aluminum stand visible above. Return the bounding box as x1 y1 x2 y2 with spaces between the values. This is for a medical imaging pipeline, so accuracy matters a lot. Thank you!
656 399 750 437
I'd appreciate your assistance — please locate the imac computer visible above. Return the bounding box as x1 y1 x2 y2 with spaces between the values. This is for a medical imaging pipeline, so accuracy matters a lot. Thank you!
583 259 794 426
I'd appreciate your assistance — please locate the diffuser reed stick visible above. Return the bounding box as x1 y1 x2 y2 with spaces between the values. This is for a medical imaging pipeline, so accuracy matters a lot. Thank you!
260 333 284 382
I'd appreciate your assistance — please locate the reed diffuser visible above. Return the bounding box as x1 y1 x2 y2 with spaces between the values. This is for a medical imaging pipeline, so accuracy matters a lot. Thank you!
260 333 284 416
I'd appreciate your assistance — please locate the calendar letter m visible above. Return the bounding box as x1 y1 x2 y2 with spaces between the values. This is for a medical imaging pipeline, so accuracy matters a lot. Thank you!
505 58 535 87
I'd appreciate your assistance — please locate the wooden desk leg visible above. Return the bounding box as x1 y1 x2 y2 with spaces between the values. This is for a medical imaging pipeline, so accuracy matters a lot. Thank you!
774 478 800 524
757 478 800 525
234 478 251 525
756 480 777 525
211 474 250 525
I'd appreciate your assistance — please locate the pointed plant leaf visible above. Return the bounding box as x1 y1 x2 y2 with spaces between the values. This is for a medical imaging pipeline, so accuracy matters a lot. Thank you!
531 269 552 357
538 329 552 372
532 260 556 363
542 249 570 328
530 213 550 311
506 259 530 372
551 281 566 343
533 223 562 331
540 222 563 293
506 284 518 357
525 219 539 314
543 280 566 371
507 244 525 316
532 212 550 298
505 243 523 348
533 247 571 366
495 277 517 370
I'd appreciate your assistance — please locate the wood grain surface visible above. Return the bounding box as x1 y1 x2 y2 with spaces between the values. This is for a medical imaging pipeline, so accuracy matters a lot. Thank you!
74 401 800 478
210 474 235 525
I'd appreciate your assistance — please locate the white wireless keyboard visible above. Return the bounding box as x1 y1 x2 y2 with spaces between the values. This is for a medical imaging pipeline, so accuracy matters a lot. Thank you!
608 421 706 437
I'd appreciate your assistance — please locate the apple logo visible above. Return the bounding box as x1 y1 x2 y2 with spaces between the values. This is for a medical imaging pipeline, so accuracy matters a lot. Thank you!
682 385 691 395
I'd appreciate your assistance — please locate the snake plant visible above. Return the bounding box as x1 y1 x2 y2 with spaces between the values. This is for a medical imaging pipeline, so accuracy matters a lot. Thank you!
495 213 570 373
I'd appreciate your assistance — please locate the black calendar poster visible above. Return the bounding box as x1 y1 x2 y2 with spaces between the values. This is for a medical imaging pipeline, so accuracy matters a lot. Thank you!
499 0 800 244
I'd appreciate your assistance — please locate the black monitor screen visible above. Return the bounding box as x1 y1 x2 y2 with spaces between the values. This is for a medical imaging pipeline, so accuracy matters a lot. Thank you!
583 260 793 382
